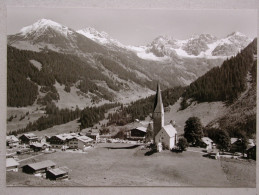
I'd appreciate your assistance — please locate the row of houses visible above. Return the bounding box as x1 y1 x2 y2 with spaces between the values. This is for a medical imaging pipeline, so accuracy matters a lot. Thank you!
6 158 69 180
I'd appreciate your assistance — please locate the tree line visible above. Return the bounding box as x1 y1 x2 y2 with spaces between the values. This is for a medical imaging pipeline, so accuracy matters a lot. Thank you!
181 38 257 106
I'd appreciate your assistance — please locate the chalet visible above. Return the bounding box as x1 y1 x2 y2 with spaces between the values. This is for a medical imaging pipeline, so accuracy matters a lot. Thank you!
19 133 38 144
46 168 69 180
48 133 78 148
6 158 19 172
6 135 19 147
16 148 32 155
247 145 256 160
30 142 51 152
127 127 147 140
201 137 214 150
22 160 56 174
155 124 177 150
86 129 100 141
230 138 255 153
68 135 93 149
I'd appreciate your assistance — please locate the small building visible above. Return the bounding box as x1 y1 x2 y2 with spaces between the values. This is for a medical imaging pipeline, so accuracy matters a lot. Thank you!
68 135 93 149
46 168 68 180
19 133 39 144
6 158 19 172
155 124 177 150
230 138 255 153
127 127 147 140
201 137 214 150
247 145 256 160
16 148 32 155
48 133 78 148
22 160 56 174
29 142 51 152
86 129 100 141
6 135 19 147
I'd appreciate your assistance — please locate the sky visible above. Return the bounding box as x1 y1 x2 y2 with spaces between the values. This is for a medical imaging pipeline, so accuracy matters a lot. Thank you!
7 7 257 45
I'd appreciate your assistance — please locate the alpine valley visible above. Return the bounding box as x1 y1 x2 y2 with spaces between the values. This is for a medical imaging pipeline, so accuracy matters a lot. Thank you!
7 19 255 136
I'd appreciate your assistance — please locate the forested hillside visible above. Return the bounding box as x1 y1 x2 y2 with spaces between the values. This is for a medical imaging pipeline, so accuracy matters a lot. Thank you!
7 46 155 107
107 86 185 126
181 38 257 105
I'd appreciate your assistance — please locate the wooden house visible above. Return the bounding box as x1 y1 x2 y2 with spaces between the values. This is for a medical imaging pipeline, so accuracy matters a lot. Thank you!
19 133 38 144
6 158 19 172
46 168 68 180
6 135 19 147
247 146 256 160
22 160 56 174
127 127 147 140
68 136 93 149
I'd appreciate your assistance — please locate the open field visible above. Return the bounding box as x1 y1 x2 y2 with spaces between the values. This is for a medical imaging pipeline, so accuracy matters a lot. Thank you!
6 143 256 187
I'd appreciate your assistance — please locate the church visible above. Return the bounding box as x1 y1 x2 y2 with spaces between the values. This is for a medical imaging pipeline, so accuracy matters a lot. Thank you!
153 83 177 150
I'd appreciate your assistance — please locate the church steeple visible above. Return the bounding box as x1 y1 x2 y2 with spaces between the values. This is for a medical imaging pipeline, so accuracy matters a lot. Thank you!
153 83 164 113
153 82 164 139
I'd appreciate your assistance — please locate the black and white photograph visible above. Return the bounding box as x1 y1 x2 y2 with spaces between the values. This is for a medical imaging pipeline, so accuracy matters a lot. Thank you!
4 1 257 189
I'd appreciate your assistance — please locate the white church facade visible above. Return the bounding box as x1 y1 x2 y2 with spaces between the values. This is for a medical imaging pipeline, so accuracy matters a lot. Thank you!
153 83 177 150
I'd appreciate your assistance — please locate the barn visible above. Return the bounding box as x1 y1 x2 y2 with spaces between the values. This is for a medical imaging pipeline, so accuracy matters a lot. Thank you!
6 158 19 172
127 127 147 140
19 133 38 144
46 168 68 180
22 160 56 174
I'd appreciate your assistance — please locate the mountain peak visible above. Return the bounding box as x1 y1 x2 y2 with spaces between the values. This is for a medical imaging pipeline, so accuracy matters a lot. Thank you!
19 18 73 37
227 31 247 38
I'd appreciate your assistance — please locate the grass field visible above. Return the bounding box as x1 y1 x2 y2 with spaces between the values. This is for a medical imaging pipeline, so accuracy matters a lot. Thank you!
6 143 256 187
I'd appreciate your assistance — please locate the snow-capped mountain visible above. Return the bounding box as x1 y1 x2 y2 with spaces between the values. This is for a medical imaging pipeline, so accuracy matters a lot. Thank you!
8 19 106 55
139 32 252 60
77 27 124 48
76 25 251 61
7 19 254 92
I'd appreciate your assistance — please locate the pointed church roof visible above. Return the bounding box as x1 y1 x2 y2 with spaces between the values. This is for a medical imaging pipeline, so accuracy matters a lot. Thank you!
153 83 164 113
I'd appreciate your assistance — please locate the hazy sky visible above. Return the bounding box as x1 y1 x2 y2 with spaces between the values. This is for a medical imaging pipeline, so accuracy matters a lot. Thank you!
7 7 257 45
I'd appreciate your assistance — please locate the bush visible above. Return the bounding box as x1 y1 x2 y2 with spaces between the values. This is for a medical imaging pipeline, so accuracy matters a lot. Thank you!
177 137 189 151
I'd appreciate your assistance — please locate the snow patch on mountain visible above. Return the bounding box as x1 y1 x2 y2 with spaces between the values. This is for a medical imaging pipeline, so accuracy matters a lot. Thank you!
20 19 74 37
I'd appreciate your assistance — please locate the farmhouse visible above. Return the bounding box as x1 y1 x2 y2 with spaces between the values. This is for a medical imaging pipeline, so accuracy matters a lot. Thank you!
247 146 256 160
68 135 93 149
48 133 78 148
201 137 214 150
6 158 19 172
153 83 177 150
46 168 69 180
230 138 255 153
6 135 19 147
127 127 147 140
86 129 100 141
30 142 51 152
19 133 38 144
22 160 56 174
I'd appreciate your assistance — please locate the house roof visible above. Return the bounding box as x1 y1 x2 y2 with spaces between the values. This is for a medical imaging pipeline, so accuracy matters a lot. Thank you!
6 135 19 142
30 142 43 148
47 168 68 176
25 160 56 171
21 133 38 140
76 135 93 143
55 133 78 141
162 124 177 137
6 158 19 168
132 127 147 133
201 137 213 145
230 138 238 144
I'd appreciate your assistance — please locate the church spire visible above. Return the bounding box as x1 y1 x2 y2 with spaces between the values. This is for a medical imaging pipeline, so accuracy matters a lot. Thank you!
153 82 164 139
153 82 164 113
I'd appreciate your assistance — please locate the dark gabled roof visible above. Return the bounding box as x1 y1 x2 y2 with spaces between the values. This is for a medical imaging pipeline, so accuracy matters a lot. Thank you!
25 160 56 170
47 168 68 176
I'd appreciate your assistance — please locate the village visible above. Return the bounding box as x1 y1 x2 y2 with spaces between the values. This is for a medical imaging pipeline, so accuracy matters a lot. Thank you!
6 84 256 186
